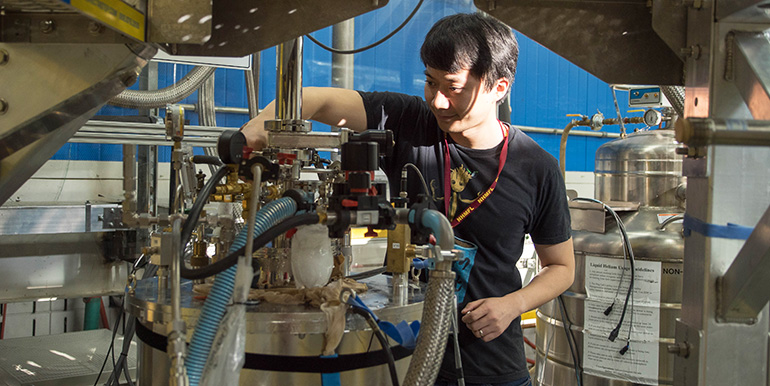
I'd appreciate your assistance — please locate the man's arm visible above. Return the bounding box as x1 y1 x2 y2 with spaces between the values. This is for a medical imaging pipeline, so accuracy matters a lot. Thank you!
461 238 575 342
240 87 368 149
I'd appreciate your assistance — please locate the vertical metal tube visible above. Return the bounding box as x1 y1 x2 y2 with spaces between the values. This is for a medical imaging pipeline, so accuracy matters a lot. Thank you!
392 272 408 306
332 19 355 89
331 19 355 163
123 144 138 217
275 38 303 122
170 217 182 324
246 52 261 119
169 216 189 386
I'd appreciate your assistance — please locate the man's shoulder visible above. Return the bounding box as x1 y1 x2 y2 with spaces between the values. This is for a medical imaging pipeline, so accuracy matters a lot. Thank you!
507 126 560 172
358 91 427 110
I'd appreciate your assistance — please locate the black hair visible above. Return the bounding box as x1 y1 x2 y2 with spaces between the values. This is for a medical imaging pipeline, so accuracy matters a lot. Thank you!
420 13 519 92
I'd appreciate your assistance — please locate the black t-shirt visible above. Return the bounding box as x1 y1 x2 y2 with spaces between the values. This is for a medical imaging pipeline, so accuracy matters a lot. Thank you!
358 91 571 383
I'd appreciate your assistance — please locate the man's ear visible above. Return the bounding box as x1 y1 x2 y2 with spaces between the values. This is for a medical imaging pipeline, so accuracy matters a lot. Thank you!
491 77 510 104
494 77 510 100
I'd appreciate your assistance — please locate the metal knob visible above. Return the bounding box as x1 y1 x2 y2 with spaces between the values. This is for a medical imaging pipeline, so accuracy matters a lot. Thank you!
667 342 690 358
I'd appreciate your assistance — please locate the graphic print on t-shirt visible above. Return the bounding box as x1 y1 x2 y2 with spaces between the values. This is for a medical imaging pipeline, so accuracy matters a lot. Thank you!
429 165 478 220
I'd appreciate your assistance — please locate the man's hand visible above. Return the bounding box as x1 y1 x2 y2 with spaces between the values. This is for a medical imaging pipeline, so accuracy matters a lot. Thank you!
461 296 521 342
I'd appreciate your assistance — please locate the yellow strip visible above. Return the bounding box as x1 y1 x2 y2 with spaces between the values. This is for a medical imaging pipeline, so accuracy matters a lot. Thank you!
71 0 144 41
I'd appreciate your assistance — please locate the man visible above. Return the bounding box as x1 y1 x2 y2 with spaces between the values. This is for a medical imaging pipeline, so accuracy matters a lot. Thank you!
242 13 574 386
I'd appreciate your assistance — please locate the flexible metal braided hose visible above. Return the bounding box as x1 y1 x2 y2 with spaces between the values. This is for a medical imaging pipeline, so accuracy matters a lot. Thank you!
403 260 455 386
109 66 216 109
661 85 685 118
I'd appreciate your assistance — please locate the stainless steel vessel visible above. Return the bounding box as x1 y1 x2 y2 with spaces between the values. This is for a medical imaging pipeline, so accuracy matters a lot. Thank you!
535 129 685 386
128 274 423 385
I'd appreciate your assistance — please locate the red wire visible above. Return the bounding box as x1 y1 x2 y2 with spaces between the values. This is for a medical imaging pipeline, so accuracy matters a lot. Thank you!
523 336 537 350
99 298 110 329
527 358 535 366
1 304 6 339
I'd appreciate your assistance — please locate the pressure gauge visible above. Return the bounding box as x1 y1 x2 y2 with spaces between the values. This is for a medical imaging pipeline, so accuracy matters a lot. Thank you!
643 109 662 127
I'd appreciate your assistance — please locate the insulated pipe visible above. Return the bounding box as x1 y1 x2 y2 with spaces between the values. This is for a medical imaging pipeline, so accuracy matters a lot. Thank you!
109 66 216 109
185 198 297 386
418 209 454 251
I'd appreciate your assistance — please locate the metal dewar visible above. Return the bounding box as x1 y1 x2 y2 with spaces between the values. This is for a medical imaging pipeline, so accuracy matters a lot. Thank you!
535 129 685 386
129 275 425 385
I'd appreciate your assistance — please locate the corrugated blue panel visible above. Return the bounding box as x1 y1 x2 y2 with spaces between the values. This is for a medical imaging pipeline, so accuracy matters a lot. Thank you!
69 0 648 172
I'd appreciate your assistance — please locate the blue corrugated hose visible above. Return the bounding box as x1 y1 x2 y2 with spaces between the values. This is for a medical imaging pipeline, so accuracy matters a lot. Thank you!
186 197 297 386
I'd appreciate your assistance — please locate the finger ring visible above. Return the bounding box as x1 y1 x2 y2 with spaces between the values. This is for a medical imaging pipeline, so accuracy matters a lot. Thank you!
479 329 484 337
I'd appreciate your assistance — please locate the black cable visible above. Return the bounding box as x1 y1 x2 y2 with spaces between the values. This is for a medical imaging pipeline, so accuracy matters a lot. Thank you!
305 0 424 55
179 165 229 264
181 213 320 280
107 264 158 386
190 155 224 166
349 306 399 386
94 299 124 386
402 163 431 197
346 267 387 281
557 295 582 386
571 198 636 343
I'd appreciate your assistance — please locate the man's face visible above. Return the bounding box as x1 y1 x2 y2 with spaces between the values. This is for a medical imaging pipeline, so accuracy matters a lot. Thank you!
424 66 505 135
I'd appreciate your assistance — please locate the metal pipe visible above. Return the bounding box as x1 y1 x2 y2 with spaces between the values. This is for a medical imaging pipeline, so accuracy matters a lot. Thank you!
177 104 256 115
246 52 261 119
332 20 355 89
168 216 190 386
122 144 139 225
658 214 685 231
518 125 621 138
276 38 303 122
559 120 587 179
676 118 770 147
243 164 263 272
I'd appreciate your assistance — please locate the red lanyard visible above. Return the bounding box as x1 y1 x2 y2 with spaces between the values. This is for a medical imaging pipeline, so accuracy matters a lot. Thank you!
444 121 509 227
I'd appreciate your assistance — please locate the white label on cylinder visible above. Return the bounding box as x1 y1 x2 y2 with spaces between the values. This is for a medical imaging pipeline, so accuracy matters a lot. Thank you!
392 243 401 249
583 255 662 385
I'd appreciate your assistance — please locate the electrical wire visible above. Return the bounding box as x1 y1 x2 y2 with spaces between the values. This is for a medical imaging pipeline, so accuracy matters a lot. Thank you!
106 262 158 386
571 197 636 344
180 165 229 250
346 266 387 281
305 0 424 55
557 295 582 386
181 213 320 280
93 299 125 386
348 306 399 386
402 163 431 197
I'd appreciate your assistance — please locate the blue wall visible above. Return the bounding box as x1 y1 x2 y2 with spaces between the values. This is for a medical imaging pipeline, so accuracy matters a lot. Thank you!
54 0 648 172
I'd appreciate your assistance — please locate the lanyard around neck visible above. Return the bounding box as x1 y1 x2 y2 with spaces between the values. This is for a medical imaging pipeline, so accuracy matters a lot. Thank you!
443 121 509 228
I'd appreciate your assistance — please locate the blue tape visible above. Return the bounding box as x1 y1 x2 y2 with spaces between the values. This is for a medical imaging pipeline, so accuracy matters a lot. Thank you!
412 258 434 270
347 295 420 350
320 354 341 386
683 214 754 240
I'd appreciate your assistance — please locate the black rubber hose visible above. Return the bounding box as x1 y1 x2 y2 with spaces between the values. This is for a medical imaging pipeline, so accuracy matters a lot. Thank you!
181 213 321 280
349 306 399 386
190 155 224 166
347 267 387 281
180 165 229 250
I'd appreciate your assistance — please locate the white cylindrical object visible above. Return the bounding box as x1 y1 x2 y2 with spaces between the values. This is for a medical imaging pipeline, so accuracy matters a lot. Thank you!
291 224 334 288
